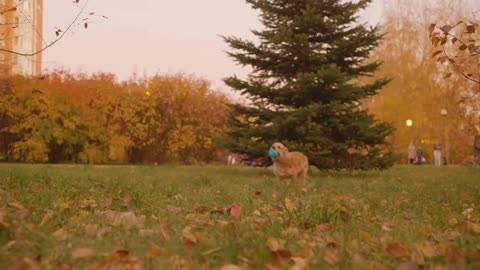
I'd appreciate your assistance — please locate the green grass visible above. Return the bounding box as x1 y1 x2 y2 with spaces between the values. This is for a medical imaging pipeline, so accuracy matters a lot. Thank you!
1 164 480 269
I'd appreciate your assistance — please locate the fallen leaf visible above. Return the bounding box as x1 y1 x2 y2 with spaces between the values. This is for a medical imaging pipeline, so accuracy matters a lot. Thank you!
229 204 241 218
420 244 438 257
284 198 296 210
359 230 378 245
182 226 204 245
39 211 53 227
339 210 351 222
289 257 308 270
387 242 410 257
266 237 285 252
193 204 210 214
104 194 113 209
85 224 98 235
447 230 461 241
79 198 97 210
411 250 425 265
271 249 292 264
147 243 165 257
382 221 395 232
448 217 458 226
15 208 29 219
467 249 480 262
166 205 181 215
53 228 67 241
316 223 333 233
124 193 135 210
220 264 243 270
462 208 474 216
218 220 235 235
202 247 221 256
104 210 144 229
323 249 340 265
8 201 24 209
116 249 129 257
445 245 465 263
139 229 155 237
71 247 94 259
8 257 37 270
194 231 207 242
467 222 480 234
380 199 388 207
54 199 70 210
159 223 172 241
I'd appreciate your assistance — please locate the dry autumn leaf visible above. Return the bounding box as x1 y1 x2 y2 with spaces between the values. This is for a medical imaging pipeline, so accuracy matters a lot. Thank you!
166 205 181 215
323 249 341 265
116 249 129 257
229 204 241 218
290 257 308 270
467 222 480 234
52 227 67 241
387 242 410 257
104 194 113 209
445 245 465 264
8 201 24 209
104 210 145 229
39 211 53 227
382 221 395 232
220 264 243 270
359 230 378 245
448 217 458 226
411 250 425 265
266 237 285 252
71 247 94 259
316 223 333 233
147 243 165 257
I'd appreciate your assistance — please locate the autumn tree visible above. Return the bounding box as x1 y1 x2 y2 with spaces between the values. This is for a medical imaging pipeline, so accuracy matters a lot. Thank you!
223 0 396 170
429 14 480 137
365 0 478 164
0 71 228 164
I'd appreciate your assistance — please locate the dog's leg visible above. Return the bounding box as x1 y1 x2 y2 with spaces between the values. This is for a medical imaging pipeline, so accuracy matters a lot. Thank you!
299 168 307 186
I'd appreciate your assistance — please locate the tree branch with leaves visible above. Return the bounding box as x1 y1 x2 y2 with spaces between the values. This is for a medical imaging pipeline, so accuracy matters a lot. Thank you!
429 21 480 92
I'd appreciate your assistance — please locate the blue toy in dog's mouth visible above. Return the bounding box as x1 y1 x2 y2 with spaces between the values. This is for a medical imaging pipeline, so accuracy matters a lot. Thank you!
268 148 279 158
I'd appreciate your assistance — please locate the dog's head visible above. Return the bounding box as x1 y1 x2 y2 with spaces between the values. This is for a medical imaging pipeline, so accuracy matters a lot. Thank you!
270 142 288 158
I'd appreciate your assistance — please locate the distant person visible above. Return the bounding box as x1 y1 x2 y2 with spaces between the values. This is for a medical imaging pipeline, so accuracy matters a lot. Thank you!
408 142 417 165
433 143 442 166
416 146 424 165
473 135 480 166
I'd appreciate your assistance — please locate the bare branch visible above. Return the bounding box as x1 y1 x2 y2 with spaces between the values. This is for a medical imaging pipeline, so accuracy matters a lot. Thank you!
0 0 90 57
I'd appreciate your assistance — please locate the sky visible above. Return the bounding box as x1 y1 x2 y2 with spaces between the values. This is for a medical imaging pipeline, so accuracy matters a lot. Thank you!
43 0 383 93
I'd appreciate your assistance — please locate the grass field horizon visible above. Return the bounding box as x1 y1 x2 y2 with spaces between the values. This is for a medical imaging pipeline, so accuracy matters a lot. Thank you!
1 163 480 269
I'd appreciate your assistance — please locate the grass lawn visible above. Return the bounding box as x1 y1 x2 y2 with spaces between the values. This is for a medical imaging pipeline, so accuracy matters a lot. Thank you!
1 164 480 269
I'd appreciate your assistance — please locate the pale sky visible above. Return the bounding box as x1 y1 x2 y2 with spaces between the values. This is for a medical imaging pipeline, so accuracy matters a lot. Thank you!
43 1 383 93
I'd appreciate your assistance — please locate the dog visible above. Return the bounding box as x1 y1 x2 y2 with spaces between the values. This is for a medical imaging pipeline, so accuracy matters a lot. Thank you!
269 142 309 185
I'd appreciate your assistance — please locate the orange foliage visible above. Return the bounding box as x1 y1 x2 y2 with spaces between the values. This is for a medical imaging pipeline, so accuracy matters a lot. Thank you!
0 70 229 164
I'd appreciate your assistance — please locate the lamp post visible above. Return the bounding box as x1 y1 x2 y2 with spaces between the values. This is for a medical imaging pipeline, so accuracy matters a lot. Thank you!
441 109 448 165
406 119 414 164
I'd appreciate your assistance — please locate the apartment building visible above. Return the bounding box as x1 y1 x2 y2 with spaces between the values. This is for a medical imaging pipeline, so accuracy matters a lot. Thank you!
0 0 43 77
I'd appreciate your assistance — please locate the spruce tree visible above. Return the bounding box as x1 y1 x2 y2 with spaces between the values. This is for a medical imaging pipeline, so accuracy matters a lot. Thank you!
223 0 397 170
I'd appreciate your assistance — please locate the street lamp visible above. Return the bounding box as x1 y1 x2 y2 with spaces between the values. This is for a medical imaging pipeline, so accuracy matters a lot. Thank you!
441 109 448 165
406 119 413 127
